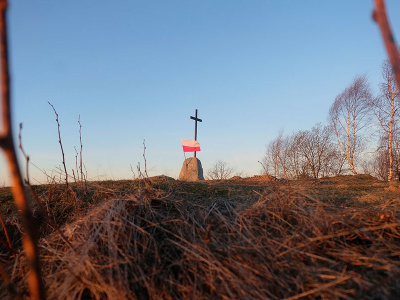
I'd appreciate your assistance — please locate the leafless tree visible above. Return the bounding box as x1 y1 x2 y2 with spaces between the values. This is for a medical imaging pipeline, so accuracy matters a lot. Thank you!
263 132 291 179
369 60 400 181
263 125 344 180
207 160 234 180
296 124 343 178
320 146 346 177
368 135 398 181
329 75 372 175
280 132 307 179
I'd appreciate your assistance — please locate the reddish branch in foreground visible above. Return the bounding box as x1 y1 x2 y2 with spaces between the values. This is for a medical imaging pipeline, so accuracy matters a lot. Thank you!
0 0 45 299
373 0 400 90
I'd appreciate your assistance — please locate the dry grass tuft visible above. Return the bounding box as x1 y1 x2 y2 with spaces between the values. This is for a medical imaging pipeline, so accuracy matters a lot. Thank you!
1 179 399 299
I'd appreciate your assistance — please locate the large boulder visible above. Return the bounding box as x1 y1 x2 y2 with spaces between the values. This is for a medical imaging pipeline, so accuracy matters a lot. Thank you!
178 157 204 181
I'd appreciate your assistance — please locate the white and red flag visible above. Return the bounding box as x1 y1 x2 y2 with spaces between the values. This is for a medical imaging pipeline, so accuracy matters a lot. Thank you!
181 139 201 152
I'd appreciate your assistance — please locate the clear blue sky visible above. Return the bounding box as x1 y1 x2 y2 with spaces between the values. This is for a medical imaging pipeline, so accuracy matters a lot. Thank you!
1 0 399 185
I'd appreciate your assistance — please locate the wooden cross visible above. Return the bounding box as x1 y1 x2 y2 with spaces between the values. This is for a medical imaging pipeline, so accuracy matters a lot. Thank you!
190 108 202 157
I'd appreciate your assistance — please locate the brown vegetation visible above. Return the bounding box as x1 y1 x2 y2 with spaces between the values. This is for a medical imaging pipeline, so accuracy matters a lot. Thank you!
0 176 399 299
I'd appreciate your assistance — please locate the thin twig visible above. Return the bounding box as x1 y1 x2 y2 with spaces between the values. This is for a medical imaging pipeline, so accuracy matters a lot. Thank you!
74 146 79 182
78 115 85 184
143 139 149 178
48 101 69 189
285 274 355 300
308 222 400 242
0 211 15 255
0 261 22 300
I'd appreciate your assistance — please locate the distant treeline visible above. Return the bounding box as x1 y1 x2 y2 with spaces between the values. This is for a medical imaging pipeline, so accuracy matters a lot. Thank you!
262 59 400 181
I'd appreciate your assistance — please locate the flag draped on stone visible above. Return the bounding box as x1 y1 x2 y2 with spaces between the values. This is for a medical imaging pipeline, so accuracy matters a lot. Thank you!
181 139 201 152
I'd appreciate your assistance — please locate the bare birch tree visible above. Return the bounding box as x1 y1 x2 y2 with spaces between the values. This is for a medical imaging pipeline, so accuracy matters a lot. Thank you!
285 132 305 179
329 76 371 175
369 60 400 181
264 132 293 179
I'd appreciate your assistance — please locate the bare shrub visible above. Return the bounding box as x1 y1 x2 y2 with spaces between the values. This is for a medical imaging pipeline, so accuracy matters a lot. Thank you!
372 146 390 181
207 160 234 180
296 124 344 178
370 135 400 181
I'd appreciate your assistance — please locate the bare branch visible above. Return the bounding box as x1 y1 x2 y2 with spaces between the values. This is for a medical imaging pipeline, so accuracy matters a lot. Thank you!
143 139 149 178
48 101 69 189
373 0 400 92
78 115 85 183
0 1 45 298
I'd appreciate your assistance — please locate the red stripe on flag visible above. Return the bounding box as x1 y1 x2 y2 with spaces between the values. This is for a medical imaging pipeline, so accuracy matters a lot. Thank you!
183 146 201 152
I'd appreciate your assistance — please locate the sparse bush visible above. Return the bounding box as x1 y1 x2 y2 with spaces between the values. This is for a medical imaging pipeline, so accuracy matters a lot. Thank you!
207 160 234 180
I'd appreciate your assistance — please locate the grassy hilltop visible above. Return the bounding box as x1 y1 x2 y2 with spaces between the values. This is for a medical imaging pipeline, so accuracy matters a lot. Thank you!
0 175 399 299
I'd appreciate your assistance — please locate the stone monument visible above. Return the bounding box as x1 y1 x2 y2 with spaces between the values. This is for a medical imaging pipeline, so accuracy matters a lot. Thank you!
178 109 204 181
178 157 204 181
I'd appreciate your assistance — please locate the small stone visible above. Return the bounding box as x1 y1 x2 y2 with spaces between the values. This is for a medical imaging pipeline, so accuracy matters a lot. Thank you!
178 157 204 181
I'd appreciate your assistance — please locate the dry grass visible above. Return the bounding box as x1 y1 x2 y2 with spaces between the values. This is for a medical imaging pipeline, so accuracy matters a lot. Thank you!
0 176 399 299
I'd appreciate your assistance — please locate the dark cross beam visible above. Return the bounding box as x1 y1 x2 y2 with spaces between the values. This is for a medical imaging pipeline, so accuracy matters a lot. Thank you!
190 108 202 158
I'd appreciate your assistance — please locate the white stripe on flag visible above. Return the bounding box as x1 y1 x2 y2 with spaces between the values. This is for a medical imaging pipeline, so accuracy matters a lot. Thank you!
181 139 200 148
